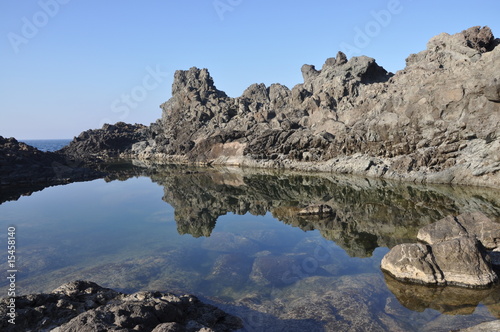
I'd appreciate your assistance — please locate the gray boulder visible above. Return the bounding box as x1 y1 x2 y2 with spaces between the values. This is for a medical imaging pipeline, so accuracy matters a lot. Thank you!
382 211 500 288
431 236 497 287
417 212 500 250
381 236 497 287
380 243 444 285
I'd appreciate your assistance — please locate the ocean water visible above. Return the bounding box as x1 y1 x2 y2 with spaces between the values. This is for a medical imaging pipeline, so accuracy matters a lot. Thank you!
20 139 72 152
1 165 500 331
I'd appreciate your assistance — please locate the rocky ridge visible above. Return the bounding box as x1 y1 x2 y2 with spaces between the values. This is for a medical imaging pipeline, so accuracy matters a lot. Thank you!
0 280 242 332
62 26 500 188
60 122 149 161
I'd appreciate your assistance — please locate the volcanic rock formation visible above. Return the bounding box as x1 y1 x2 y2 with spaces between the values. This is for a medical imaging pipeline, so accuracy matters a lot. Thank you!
62 26 500 188
0 280 242 332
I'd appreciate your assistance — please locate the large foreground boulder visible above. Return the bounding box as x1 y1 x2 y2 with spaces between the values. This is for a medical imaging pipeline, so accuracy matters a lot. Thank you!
417 212 500 250
0 280 242 332
381 237 497 287
381 212 500 288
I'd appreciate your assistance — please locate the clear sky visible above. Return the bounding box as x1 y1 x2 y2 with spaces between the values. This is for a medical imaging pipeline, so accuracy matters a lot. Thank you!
1 0 499 139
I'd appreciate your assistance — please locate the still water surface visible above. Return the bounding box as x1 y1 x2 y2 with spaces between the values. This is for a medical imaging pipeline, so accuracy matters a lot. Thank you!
1 164 500 331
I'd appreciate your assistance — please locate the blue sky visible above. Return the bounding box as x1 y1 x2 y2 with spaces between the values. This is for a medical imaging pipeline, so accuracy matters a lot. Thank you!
1 0 499 139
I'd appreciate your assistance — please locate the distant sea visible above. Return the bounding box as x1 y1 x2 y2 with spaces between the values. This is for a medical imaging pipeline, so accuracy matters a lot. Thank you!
20 139 72 152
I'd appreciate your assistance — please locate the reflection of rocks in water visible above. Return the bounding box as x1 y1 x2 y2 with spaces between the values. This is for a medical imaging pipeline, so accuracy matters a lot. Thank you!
459 321 500 332
384 273 498 315
176 208 217 237
146 166 500 258
483 287 500 319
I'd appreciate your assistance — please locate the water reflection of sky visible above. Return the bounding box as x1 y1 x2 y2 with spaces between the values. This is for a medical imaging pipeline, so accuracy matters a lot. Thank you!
1 169 500 331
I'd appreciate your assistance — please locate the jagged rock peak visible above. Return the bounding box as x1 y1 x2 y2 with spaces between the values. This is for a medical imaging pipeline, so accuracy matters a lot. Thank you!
407 26 499 67
171 67 227 97
301 52 390 84
430 25 497 54
301 64 320 82
241 83 270 102
301 51 352 82
322 51 348 70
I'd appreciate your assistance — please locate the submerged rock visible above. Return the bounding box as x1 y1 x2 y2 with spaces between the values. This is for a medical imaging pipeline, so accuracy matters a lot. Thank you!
459 320 500 331
0 280 242 332
250 255 299 287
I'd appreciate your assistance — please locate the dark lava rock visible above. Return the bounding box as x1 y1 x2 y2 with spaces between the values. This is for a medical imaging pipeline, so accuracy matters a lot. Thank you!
0 136 103 202
60 122 149 161
0 280 242 332
60 27 500 188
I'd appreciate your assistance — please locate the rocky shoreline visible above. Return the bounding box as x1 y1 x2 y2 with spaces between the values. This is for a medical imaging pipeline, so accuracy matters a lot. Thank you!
1 26 500 331
0 280 242 332
0 136 104 202
2 27 498 193
58 26 500 189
